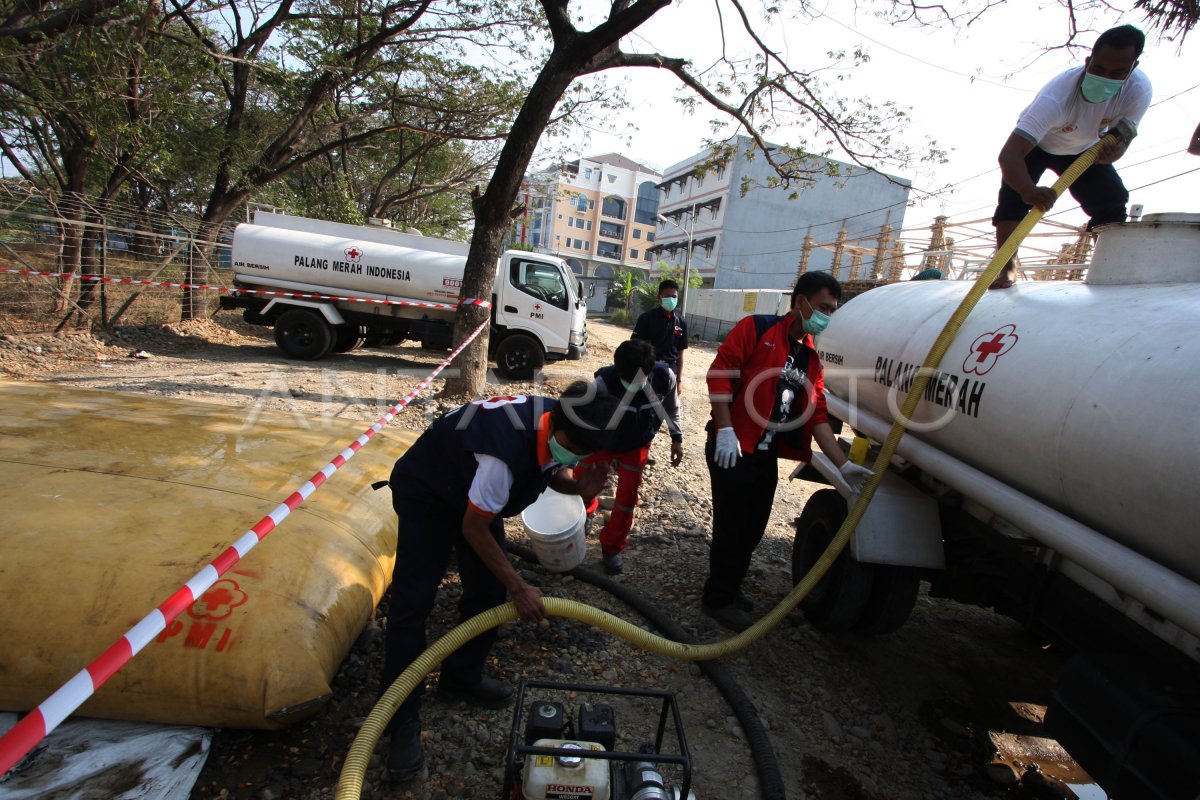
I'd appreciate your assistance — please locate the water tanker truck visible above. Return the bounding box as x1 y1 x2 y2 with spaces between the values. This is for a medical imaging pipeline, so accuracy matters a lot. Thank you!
794 213 1200 798
220 212 587 379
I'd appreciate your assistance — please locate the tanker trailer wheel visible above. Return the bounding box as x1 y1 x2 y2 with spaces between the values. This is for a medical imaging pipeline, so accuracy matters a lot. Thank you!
853 564 921 635
494 334 544 381
331 325 366 353
274 309 334 360
792 489 874 632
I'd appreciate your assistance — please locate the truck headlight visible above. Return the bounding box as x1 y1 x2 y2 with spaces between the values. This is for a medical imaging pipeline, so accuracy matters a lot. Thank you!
570 329 584 345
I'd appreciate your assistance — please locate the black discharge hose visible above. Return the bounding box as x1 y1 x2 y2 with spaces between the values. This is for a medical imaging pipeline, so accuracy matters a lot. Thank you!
508 543 787 800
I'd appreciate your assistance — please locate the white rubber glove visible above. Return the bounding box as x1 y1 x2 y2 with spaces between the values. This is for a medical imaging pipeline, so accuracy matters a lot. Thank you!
839 462 874 496
713 427 741 469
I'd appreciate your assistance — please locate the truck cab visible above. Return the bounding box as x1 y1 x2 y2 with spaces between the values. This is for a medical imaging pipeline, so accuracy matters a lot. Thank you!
491 254 588 378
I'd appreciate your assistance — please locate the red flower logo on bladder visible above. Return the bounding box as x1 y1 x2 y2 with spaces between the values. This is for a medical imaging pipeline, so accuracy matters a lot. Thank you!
344 245 363 261
964 324 1018 376
189 579 249 621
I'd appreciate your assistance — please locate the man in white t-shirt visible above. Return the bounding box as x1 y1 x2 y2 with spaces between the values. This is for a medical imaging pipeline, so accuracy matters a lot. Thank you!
991 24 1151 288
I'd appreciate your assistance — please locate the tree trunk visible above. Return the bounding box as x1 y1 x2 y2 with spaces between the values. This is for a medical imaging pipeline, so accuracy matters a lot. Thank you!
444 62 577 398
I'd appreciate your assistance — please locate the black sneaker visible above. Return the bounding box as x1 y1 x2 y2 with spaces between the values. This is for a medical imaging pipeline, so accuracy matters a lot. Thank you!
386 720 425 783
602 552 624 575
733 592 754 612
437 675 514 710
701 602 754 633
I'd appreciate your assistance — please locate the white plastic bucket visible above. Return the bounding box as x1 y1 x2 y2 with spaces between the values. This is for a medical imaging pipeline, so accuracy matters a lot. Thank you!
521 488 587 572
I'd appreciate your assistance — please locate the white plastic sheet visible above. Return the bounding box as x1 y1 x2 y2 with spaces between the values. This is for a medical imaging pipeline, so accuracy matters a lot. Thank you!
0 715 210 800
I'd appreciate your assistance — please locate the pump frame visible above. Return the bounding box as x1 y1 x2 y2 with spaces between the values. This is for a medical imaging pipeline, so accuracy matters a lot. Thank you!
501 678 693 800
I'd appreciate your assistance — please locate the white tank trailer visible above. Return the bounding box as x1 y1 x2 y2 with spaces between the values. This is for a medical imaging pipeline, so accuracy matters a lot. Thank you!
795 213 1200 798
222 213 588 379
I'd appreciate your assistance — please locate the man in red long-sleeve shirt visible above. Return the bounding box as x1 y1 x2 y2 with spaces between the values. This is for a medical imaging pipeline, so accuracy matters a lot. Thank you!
702 272 872 632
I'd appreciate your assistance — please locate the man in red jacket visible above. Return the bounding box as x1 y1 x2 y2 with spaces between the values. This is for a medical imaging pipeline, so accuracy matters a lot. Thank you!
702 271 872 632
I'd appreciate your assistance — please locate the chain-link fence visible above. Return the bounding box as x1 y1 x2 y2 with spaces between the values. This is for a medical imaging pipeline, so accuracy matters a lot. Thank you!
0 183 238 334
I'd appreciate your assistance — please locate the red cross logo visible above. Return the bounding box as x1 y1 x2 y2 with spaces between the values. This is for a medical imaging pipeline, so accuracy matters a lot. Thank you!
963 324 1018 376
533 303 542 311
188 578 249 621
344 246 362 261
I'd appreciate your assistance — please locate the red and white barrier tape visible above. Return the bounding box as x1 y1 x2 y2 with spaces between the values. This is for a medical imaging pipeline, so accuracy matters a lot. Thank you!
0 318 489 777
0 267 492 309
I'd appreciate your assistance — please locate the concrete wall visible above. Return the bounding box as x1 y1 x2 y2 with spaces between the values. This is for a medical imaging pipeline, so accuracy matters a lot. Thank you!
685 288 792 340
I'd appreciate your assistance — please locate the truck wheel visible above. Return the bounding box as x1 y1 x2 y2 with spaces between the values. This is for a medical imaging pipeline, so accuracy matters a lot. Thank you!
332 325 365 353
853 565 921 635
274 309 334 360
494 334 544 381
792 489 874 633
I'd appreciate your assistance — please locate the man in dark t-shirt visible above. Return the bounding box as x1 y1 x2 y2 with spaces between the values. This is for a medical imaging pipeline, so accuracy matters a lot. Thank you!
632 279 688 393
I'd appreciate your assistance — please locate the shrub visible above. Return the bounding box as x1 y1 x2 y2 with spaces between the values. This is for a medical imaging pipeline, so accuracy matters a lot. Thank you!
607 308 633 327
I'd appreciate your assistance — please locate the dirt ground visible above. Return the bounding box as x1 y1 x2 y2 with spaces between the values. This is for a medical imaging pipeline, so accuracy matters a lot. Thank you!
0 312 1090 800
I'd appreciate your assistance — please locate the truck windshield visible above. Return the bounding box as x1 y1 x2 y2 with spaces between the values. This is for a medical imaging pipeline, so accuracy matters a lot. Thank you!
510 259 569 310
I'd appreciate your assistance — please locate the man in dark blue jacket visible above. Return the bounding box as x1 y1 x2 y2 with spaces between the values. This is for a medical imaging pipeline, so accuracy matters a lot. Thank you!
381 381 615 783
576 339 683 575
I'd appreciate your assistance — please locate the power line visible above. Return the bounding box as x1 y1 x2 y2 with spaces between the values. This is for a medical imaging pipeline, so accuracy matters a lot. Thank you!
1150 82 1200 107
810 9 1032 93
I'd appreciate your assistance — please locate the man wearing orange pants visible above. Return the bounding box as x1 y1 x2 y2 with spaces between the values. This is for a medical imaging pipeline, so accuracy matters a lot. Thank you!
577 339 684 574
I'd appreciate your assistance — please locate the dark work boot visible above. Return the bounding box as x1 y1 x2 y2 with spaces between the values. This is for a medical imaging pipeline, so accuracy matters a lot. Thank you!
437 674 514 710
386 719 425 783
732 591 754 612
602 551 624 575
701 602 755 633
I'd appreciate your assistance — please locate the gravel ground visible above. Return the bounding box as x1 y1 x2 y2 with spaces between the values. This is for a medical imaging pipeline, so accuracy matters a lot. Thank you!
0 313 1082 800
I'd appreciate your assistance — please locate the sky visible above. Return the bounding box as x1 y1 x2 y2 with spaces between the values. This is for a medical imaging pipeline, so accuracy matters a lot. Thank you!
548 1 1200 259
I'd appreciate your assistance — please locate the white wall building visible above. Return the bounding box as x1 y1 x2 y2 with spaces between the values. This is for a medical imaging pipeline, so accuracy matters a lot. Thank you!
650 135 912 292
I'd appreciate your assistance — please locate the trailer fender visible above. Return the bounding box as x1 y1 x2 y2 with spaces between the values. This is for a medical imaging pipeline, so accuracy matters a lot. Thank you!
796 452 945 569
262 298 345 326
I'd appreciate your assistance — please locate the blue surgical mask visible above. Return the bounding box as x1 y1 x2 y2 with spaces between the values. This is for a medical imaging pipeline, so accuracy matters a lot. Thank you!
1080 72 1124 103
548 434 586 466
660 297 678 312
803 311 830 336
620 378 647 393
799 296 831 335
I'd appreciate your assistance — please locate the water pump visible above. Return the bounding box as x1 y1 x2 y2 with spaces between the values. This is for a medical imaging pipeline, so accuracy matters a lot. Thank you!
501 679 696 800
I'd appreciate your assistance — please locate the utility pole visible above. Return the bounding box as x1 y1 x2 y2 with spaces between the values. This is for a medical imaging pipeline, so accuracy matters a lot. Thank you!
657 201 696 316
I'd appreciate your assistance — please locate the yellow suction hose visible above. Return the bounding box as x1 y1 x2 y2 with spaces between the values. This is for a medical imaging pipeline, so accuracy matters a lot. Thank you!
335 135 1116 800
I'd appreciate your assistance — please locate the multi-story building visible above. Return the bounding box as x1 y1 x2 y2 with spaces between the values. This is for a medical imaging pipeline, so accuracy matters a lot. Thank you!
515 154 662 310
650 135 912 291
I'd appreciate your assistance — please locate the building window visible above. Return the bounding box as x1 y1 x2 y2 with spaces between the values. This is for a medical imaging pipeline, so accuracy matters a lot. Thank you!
585 167 593 179
586 221 593 231
634 181 659 224
716 164 726 179
599 221 625 239
632 229 642 240
647 231 655 242
601 196 627 220
597 241 622 259
607 174 616 183
584 241 590 251
630 249 639 260
568 216 575 226
696 173 704 187
557 214 562 220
